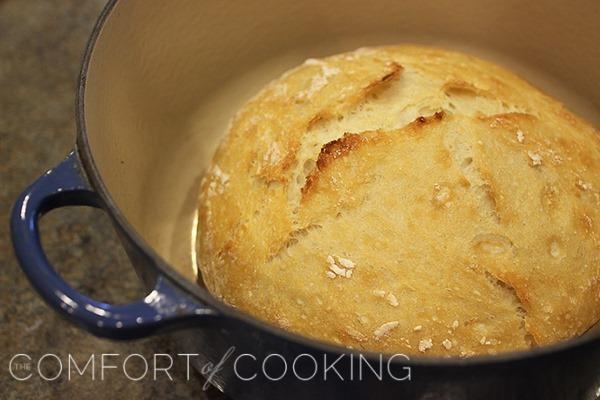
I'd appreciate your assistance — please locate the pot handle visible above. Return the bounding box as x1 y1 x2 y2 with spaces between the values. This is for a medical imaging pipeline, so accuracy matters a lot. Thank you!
10 151 219 339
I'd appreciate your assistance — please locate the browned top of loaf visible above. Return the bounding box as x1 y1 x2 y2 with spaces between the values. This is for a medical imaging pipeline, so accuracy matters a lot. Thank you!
197 45 600 357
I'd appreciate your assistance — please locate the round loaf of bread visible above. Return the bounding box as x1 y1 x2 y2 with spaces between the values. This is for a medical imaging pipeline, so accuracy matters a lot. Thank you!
197 45 600 356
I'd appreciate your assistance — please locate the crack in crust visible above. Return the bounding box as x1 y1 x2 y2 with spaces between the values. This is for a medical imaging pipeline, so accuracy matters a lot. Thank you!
301 112 447 201
362 62 403 96
267 224 323 262
469 262 536 346
301 133 366 198
411 110 445 127
259 61 406 223
307 62 403 130
265 61 405 183
442 79 493 98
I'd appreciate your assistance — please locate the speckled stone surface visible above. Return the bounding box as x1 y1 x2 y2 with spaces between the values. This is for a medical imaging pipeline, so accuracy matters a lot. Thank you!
0 1 226 398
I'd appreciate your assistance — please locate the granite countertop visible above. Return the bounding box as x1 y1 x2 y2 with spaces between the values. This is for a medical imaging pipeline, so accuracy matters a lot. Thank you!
0 1 225 398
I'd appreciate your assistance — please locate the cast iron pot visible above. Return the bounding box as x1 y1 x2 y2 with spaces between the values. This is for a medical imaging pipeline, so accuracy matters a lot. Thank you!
10 1 600 399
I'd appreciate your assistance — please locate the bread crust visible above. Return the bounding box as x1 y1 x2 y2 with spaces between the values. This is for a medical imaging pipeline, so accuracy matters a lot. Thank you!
197 45 600 356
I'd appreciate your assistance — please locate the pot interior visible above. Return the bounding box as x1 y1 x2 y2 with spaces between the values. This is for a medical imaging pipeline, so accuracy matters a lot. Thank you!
83 0 600 338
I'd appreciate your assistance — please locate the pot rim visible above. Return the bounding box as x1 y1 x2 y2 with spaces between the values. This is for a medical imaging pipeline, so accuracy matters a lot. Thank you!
74 0 600 367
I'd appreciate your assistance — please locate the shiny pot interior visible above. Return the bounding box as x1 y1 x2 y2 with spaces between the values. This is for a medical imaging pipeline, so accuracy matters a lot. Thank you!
83 0 600 335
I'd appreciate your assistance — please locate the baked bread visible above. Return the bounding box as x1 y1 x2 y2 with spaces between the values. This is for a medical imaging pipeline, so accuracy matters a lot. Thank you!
197 45 600 356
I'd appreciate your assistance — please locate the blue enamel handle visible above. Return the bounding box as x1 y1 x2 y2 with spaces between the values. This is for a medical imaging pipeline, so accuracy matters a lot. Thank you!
10 151 218 339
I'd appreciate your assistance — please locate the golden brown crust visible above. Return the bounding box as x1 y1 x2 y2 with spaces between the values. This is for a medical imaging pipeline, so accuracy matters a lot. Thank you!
302 133 367 198
197 45 600 357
